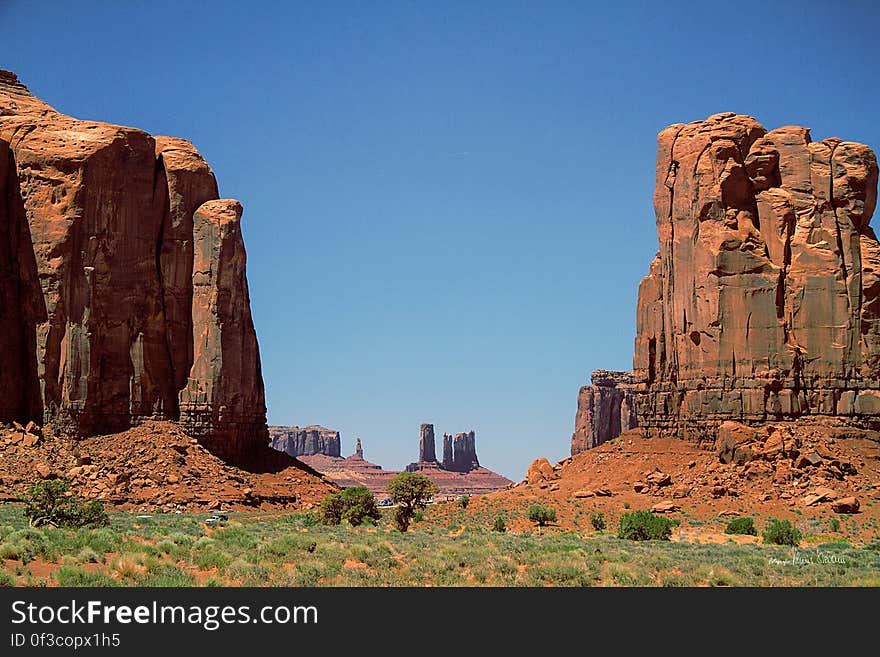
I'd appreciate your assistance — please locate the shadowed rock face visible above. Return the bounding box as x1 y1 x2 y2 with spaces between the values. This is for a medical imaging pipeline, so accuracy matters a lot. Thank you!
450 430 479 472
419 423 436 462
571 370 638 455
0 70 268 466
619 112 879 443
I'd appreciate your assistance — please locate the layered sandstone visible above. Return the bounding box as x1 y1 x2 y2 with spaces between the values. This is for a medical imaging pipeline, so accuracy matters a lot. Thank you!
0 70 269 466
578 112 879 448
571 370 638 455
269 425 341 458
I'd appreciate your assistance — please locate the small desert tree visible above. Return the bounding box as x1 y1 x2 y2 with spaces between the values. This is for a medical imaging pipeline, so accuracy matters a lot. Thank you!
527 504 557 528
21 479 109 529
762 518 802 546
319 486 381 526
387 472 437 532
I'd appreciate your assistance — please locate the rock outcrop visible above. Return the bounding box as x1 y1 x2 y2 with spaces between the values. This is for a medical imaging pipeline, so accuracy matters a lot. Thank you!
418 423 437 462
571 370 638 454
442 433 453 468
577 112 879 447
269 425 341 458
0 70 269 466
450 431 479 472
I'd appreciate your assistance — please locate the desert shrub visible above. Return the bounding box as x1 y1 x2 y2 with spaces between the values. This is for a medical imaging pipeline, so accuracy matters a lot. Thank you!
660 571 697 587
81 527 121 554
590 512 606 531
724 517 757 536
76 547 102 564
617 510 672 541
527 505 557 528
492 516 507 532
109 553 148 580
21 480 108 529
320 486 381 527
166 532 196 548
0 543 23 560
458 495 471 509
388 473 437 532
211 525 256 550
192 537 215 551
54 566 118 587
140 564 196 587
762 518 802 546
829 517 841 533
0 570 15 587
194 549 232 570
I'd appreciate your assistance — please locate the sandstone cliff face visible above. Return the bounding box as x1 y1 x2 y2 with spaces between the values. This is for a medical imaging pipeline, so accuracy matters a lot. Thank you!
269 426 341 458
0 70 268 465
571 370 638 455
627 113 878 442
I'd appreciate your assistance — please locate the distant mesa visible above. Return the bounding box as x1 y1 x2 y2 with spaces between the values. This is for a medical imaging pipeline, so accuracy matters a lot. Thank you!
269 425 341 458
270 422 511 496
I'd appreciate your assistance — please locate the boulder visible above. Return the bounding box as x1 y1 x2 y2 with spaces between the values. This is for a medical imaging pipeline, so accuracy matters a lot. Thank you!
802 487 838 506
651 501 680 513
526 458 554 485
715 422 760 464
831 497 860 514
795 452 824 469
646 470 672 486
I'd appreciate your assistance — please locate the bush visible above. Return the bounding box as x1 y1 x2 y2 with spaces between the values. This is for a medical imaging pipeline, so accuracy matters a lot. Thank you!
320 486 381 527
388 472 437 532
21 480 108 529
0 570 15 587
76 547 102 564
492 516 507 533
829 517 841 533
458 495 470 509
590 512 606 532
527 505 557 528
762 518 802 546
54 566 118 587
724 517 757 536
617 510 672 541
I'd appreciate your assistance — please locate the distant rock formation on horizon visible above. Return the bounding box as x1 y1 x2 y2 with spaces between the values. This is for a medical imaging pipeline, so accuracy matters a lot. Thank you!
269 425 341 458
407 424 480 473
574 112 879 453
285 422 511 495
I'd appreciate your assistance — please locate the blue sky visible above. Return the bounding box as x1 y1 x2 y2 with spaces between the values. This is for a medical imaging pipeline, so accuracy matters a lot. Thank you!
2 1 879 479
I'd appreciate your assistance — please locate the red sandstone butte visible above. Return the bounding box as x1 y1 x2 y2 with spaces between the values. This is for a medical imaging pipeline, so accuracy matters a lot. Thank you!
573 112 879 453
0 69 269 467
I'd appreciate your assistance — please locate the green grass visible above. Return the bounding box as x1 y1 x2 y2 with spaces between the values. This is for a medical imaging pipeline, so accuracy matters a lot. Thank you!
0 504 879 586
